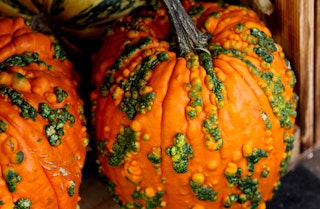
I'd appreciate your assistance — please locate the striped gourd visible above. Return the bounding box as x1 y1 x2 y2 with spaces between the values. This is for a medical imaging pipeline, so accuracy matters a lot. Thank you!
0 0 147 53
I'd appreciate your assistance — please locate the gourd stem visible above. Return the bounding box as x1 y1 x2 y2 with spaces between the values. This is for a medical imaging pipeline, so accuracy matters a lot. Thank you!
162 0 211 56
31 12 54 34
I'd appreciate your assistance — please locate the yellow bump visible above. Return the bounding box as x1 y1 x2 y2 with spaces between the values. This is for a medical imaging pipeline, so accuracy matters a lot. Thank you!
115 75 124 84
207 105 217 115
124 159 143 183
229 33 241 41
225 162 238 176
127 30 140 39
279 51 285 58
267 145 274 152
83 138 89 148
130 120 142 132
210 179 219 185
224 196 232 207
227 182 235 189
232 40 243 49
160 201 167 207
31 86 42 96
190 72 200 82
139 86 153 95
0 71 13 86
191 204 205 209
133 142 140 153
143 70 152 81
145 187 156 198
0 133 7 141
282 153 287 159
44 92 57 103
195 106 202 114
103 126 110 134
81 126 87 133
222 40 231 49
258 202 266 209
142 134 150 141
186 105 195 112
122 68 130 78
257 80 265 87
192 172 205 185
112 86 124 100
11 72 31 92
261 61 271 69
119 125 124 135
147 50 157 60
206 139 222 151
242 143 253 157
205 75 214 90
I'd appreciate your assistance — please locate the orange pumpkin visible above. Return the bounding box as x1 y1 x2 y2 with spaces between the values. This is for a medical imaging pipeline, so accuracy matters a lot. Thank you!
0 17 88 208
90 1 297 208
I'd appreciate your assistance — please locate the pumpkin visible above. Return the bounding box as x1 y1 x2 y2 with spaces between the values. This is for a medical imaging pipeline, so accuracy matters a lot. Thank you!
90 0 298 208
0 0 148 54
0 17 88 208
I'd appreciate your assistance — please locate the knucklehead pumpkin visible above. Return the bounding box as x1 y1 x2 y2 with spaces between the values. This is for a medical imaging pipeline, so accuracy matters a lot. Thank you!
0 17 88 208
90 0 298 208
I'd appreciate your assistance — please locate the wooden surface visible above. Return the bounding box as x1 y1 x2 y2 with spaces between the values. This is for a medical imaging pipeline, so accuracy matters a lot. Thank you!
273 0 316 151
315 0 320 144
292 0 315 150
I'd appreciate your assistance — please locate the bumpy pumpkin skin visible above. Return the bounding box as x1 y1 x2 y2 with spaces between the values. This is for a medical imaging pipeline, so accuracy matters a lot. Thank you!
90 2 297 209
0 17 88 208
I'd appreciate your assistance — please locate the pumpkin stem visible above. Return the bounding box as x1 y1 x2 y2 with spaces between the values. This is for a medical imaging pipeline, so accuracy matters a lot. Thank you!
162 0 211 56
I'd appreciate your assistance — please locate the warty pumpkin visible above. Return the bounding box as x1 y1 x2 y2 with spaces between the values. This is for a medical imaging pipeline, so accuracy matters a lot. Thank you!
90 0 298 208
0 0 148 54
0 17 88 208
